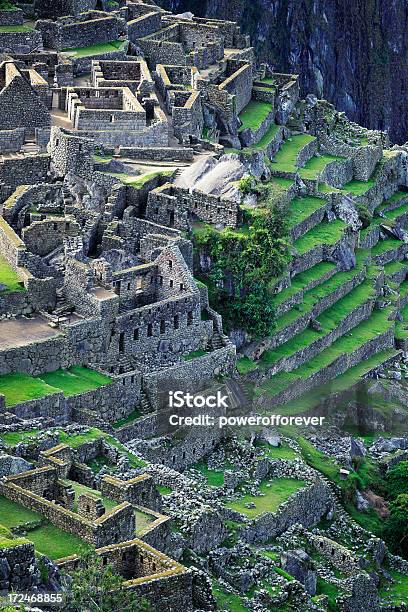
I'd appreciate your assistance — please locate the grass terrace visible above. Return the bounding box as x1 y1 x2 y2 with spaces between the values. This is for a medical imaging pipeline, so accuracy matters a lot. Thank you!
236 356 258 375
272 253 368 334
376 190 408 214
371 237 402 257
0 373 59 407
0 256 25 294
248 123 280 151
238 100 273 132
268 348 398 416
288 195 327 228
340 177 376 196
225 478 306 517
257 307 394 398
106 170 173 187
0 25 34 32
299 154 344 180
271 134 316 173
0 367 111 407
293 219 346 255
270 261 337 310
0 497 84 560
261 277 376 369
61 40 126 58
38 366 111 397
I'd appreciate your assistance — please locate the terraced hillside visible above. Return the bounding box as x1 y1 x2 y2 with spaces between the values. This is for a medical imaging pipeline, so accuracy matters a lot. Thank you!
206 106 408 418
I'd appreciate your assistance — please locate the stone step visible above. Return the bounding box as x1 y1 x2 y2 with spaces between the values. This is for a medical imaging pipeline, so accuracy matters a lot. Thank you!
257 279 377 380
267 257 368 352
254 307 395 409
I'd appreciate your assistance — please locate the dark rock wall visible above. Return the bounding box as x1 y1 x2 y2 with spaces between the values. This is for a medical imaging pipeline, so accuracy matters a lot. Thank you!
158 0 408 143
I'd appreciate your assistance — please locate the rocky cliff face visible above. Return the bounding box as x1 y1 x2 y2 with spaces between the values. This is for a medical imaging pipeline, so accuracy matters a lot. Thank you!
158 0 408 143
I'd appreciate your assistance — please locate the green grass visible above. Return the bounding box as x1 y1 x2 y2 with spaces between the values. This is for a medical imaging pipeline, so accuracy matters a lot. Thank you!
258 307 394 398
112 408 141 429
106 170 173 187
318 182 342 193
236 356 258 375
87 455 114 473
38 366 111 397
288 195 327 227
270 349 398 416
134 509 155 535
299 154 344 180
381 200 408 221
193 462 224 487
63 480 117 513
61 40 126 58
58 427 106 449
183 349 207 361
27 523 85 560
157 485 172 495
383 261 407 276
272 257 367 334
0 367 111 406
271 134 316 173
293 219 346 255
225 478 306 517
0 496 42 527
379 569 408 606
248 124 280 151
93 155 112 163
371 237 401 256
0 25 34 32
238 100 273 132
316 577 339 610
261 278 375 369
0 256 25 294
212 581 249 612
0 373 59 407
0 429 40 446
270 261 337 310
255 440 298 460
340 177 376 196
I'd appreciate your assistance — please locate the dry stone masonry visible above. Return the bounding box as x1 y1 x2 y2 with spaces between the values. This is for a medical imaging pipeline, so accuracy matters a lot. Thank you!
0 0 407 610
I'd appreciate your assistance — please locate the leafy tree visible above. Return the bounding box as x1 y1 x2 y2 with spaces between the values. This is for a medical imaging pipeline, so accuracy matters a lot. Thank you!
383 493 408 557
0 0 16 10
356 203 372 229
194 178 291 338
385 460 408 499
65 549 150 612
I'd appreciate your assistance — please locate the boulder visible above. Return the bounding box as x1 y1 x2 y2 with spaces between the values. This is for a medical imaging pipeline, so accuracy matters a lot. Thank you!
281 549 316 595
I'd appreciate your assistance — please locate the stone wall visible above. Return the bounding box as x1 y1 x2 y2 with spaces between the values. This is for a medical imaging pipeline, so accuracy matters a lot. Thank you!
255 327 395 407
119 146 194 162
0 128 25 153
127 11 161 42
146 183 241 229
36 14 120 51
241 481 332 543
142 343 236 409
56 538 193 612
0 29 43 53
0 64 50 136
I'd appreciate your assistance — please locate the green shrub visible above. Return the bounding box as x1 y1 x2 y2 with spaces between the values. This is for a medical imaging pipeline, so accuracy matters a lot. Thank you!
357 203 372 229
193 182 291 337
385 461 408 499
